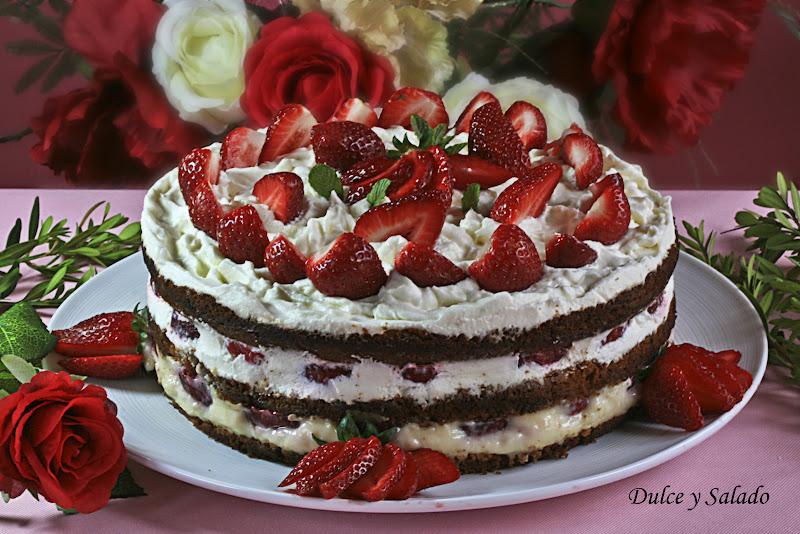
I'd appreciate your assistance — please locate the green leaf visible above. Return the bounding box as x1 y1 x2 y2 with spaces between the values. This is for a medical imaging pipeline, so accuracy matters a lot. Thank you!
6 219 22 248
0 389 8 399
118 222 141 242
336 412 360 442
1 492 9 504
110 467 146 499
461 183 481 213
376 427 397 445
308 164 343 200
366 178 391 207
445 142 467 155
0 355 38 384
0 302 56 363
28 197 40 240
0 372 20 394
312 435 328 446
0 267 22 299
5 39 57 56
57 505 79 515
14 54 56 94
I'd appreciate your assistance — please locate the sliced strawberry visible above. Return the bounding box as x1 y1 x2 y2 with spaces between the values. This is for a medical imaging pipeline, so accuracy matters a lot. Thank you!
186 181 224 238
280 441 346 487
347 444 407 502
428 146 453 206
54 311 139 357
469 101 530 174
409 448 460 490
543 122 585 157
725 362 754 393
59 354 143 380
344 157 415 204
545 234 597 268
354 190 447 246
220 127 265 170
342 156 396 186
662 345 736 413
713 349 742 365
561 133 603 189
179 148 223 236
217 205 270 266
311 121 386 171
378 87 449 128
449 154 513 190
386 151 433 201
454 91 500 134
259 104 317 163
395 243 466 287
319 436 382 499
307 233 387 299
226 339 265 364
574 173 631 245
252 172 305 223
642 359 704 431
468 223 543 293
264 234 307 284
385 451 418 500
295 437 367 496
331 98 378 127
490 162 562 223
505 101 547 150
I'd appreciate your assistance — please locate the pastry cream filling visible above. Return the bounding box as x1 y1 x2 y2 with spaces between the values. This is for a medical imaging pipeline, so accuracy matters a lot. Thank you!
154 350 637 457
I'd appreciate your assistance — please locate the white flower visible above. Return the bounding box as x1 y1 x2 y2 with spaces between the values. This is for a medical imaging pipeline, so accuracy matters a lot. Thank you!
443 73 588 140
152 0 259 134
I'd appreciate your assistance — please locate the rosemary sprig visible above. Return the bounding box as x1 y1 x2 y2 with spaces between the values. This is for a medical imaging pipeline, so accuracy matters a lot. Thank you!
0 198 141 310
678 172 800 385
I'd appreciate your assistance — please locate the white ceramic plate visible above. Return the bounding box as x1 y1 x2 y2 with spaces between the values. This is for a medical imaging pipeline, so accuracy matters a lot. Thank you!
49 251 767 513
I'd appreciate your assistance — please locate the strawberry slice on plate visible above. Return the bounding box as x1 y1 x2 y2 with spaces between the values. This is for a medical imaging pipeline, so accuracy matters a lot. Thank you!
378 87 449 128
545 234 597 268
409 448 460 490
311 120 386 171
54 311 139 356
318 436 383 499
307 233 387 299
295 437 368 496
490 162 562 223
448 155 513 190
385 450 419 500
469 101 530 174
220 127 265 170
354 190 448 246
331 98 378 127
505 100 547 150
561 132 603 189
264 234 307 284
252 171 305 223
280 441 346 488
642 359 704 431
395 243 466 287
346 444 407 502
574 173 630 245
259 104 317 163
178 148 223 237
59 354 143 379
468 223 543 293
217 205 270 266
453 91 499 134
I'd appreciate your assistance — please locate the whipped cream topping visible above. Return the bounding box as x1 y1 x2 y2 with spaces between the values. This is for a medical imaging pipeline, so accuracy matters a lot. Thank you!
148 278 673 404
141 126 675 338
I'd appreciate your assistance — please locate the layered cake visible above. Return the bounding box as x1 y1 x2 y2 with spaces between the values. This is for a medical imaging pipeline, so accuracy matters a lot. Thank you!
141 87 677 473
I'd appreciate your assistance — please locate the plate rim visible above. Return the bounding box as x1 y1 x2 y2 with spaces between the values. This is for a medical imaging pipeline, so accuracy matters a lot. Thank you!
49 251 768 513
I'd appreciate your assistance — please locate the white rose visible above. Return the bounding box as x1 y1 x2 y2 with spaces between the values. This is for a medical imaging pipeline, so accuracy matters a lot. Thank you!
443 73 588 140
152 0 259 134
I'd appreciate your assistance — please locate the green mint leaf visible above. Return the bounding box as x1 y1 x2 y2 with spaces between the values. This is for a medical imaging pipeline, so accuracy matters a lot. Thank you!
366 179 392 207
445 142 467 156
1 492 9 504
110 467 146 500
376 427 397 445
336 412 360 442
313 435 328 446
1 355 38 384
0 302 56 366
132 304 150 354
308 164 343 200
461 183 481 213
386 149 402 159
363 421 380 438
57 505 79 515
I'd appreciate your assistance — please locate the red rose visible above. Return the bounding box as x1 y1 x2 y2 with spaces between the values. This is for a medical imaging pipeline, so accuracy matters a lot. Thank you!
242 13 395 125
0 372 127 513
593 0 765 152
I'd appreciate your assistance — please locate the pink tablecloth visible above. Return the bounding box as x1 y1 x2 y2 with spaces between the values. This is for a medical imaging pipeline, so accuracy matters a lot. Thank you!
1 189 797 534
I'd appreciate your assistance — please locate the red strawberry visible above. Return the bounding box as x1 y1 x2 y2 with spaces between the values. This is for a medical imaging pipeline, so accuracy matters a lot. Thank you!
179 148 223 236
259 104 317 163
449 155 513 190
409 449 460 490
186 181 224 238
574 173 631 245
342 156 395 186
264 234 307 284
561 133 603 189
216 205 270 266
662 345 736 413
505 101 547 150
307 233 387 299
354 190 448 246
428 146 453 205
386 151 434 201
252 172 305 223
642 359 704 431
469 101 530 174
385 450 418 500
220 127 265 170
59 354 143 379
543 123 585 157
54 312 139 356
545 234 598 268
468 223 543 293
378 87 449 129
395 243 466 287
311 121 386 171
280 441 346 487
454 91 500 134
347 444 407 502
319 436 382 499
344 156 416 204
713 349 742 365
226 340 265 364
490 162 562 223
295 437 368 496
331 98 378 127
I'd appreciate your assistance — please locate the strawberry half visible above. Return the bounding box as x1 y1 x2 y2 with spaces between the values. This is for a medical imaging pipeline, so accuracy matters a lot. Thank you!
505 101 547 150
354 190 448 246
311 120 386 171
428 146 453 206
179 148 223 237
574 173 630 245
59 354 143 380
454 91 500 134
331 97 378 127
279 441 346 487
264 234 307 284
490 162 562 224
642 359 704 431
409 448 460 490
378 87 449 128
468 224 543 292
259 104 317 163
449 154 513 190
395 243 466 287
469 101 530 174
545 234 597 268
220 127 265 170
543 123 585 157
318 436 383 499
252 171 305 223
386 151 434 201
295 437 368 496
561 132 603 189
217 205 270 266
307 233 387 299
346 444 407 502
54 311 139 356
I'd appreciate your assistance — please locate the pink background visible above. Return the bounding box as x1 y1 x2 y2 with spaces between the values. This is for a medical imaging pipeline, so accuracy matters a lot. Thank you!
1 8 799 190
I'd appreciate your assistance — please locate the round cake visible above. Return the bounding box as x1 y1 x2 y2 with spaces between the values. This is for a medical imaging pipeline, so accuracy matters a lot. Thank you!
141 88 676 473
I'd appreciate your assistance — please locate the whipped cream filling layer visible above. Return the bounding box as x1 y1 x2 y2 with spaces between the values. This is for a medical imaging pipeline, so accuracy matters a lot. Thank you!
141 126 675 338
148 278 673 405
154 350 637 457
